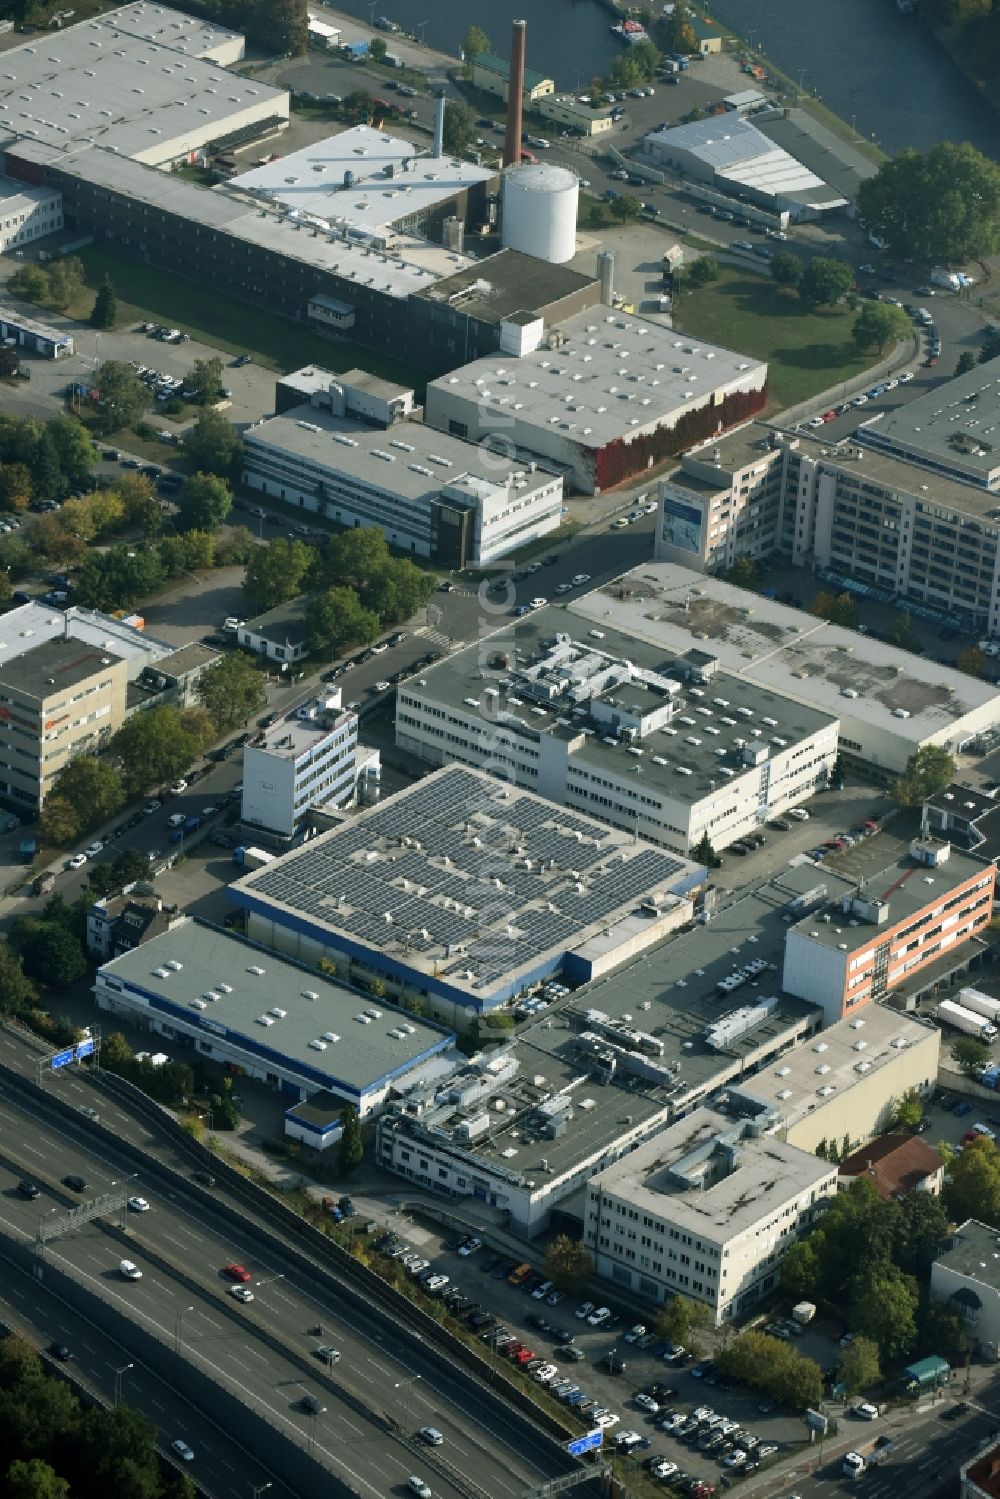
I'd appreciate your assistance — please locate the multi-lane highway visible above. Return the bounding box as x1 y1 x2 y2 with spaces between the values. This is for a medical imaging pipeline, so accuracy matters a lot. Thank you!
0 1052 585 1498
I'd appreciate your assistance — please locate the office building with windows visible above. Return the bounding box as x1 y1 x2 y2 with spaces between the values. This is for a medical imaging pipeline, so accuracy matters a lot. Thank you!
584 1108 837 1323
242 702 361 838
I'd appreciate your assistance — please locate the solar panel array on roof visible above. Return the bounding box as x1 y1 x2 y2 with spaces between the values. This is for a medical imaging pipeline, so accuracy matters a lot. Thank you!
242 768 690 990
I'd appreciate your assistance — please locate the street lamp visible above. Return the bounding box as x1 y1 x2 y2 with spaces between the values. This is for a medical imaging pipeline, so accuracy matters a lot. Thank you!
175 1304 195 1356
256 1272 286 1334
113 1362 133 1407
393 1374 422 1433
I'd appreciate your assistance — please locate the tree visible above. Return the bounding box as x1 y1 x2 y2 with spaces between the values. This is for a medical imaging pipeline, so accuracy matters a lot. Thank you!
6 1458 71 1499
368 34 387 63
0 346 20 379
76 1403 162 1499
197 651 267 731
920 1298 968 1361
798 257 854 308
692 830 718 869
183 356 224 408
850 1263 919 1359
857 143 1000 264
7 265 49 303
442 100 475 156
852 301 911 352
32 430 64 504
0 463 32 512
244 536 312 610
780 1236 822 1302
945 1134 1000 1227
39 796 80 848
175 472 232 533
74 544 164 611
654 1295 711 1352
183 405 242 478
951 1034 992 1079
111 848 153 889
94 360 148 434
109 706 200 795
715 1330 823 1409
891 609 917 651
955 350 977 377
214 525 256 566
839 1335 881 1395
610 194 641 222
0 942 36 1017
338 1104 364 1174
894 743 955 806
687 255 720 287
810 589 857 628
725 557 759 588
89 275 118 330
893 1088 924 1130
544 1234 593 1293
894 1191 948 1278
8 919 86 989
663 1 697 52
609 52 643 90
981 324 1000 365
631 39 661 80
958 645 987 678
44 257 84 312
50 756 124 832
343 90 374 123
306 586 379 656
47 414 96 490
461 25 491 62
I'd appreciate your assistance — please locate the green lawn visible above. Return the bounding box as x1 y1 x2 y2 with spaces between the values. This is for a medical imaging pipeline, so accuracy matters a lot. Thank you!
66 245 427 395
675 267 875 411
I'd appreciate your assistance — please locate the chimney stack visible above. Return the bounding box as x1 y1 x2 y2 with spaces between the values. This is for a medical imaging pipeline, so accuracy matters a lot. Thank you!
503 19 527 169
433 94 446 158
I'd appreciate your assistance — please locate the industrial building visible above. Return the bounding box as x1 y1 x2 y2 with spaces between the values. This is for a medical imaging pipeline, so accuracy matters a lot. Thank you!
95 917 457 1112
723 1005 941 1154
932 1220 1000 1363
241 694 367 839
536 95 615 136
424 309 768 493
0 304 73 359
242 368 564 568
225 123 497 269
395 616 838 855
0 179 62 255
584 1109 838 1323
782 838 995 1024
641 115 848 220
471 51 554 106
376 861 835 1235
0 602 196 812
229 765 704 1029
570 564 1000 774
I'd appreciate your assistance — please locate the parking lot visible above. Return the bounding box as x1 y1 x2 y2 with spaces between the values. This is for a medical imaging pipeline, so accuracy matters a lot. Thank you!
368 1223 814 1492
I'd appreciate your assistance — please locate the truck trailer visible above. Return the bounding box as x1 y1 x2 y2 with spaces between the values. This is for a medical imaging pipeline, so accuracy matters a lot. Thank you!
936 998 998 1043
843 1436 893 1478
958 988 1000 1025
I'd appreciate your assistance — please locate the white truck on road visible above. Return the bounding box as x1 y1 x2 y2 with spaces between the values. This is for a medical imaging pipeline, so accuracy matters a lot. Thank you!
937 998 998 1043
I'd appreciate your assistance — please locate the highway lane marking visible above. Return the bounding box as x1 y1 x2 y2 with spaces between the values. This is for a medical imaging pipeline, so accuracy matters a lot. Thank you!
0 1106 559 1488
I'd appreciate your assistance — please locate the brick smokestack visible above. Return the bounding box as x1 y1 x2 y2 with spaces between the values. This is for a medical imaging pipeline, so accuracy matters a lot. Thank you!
503 19 527 169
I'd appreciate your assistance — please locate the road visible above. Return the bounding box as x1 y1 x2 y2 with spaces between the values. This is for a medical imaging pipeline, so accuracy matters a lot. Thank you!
0 1061 583 1498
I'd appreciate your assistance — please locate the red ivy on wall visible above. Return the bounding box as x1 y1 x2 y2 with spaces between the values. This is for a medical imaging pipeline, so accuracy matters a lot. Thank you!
592 383 768 491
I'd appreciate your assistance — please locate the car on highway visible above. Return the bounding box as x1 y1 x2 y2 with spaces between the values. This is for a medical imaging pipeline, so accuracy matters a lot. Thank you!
18 1179 40 1198
854 1401 879 1420
408 1481 432 1499
223 1262 252 1282
119 1259 143 1280
66 852 88 870
419 1426 444 1446
128 1196 150 1212
63 1174 87 1192
529 597 547 610
312 1344 341 1364
48 1342 72 1361
171 1439 194 1462
571 573 591 586
230 1284 255 1303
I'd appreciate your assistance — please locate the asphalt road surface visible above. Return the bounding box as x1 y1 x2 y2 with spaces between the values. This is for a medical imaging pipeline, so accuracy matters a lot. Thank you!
0 1063 581 1499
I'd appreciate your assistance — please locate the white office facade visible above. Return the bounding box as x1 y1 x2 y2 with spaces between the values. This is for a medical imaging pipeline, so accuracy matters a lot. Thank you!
242 712 359 838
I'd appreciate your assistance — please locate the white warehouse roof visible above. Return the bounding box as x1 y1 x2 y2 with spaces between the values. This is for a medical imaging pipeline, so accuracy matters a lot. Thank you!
645 115 846 209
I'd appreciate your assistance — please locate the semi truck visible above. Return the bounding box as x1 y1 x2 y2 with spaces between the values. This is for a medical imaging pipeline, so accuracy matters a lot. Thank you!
843 1436 893 1478
958 988 1000 1026
936 998 998 1043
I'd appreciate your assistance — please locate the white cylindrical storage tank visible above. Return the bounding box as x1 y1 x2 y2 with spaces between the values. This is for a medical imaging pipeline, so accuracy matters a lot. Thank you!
501 162 578 264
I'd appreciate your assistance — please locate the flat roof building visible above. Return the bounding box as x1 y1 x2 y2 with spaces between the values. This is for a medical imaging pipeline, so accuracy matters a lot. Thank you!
424 307 768 492
242 378 564 568
585 1109 838 1322
396 615 838 854
783 840 995 1024
95 917 456 1112
229 765 704 1029
858 363 1000 491
0 178 62 256
242 701 361 839
723 1005 941 1154
569 563 1000 773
